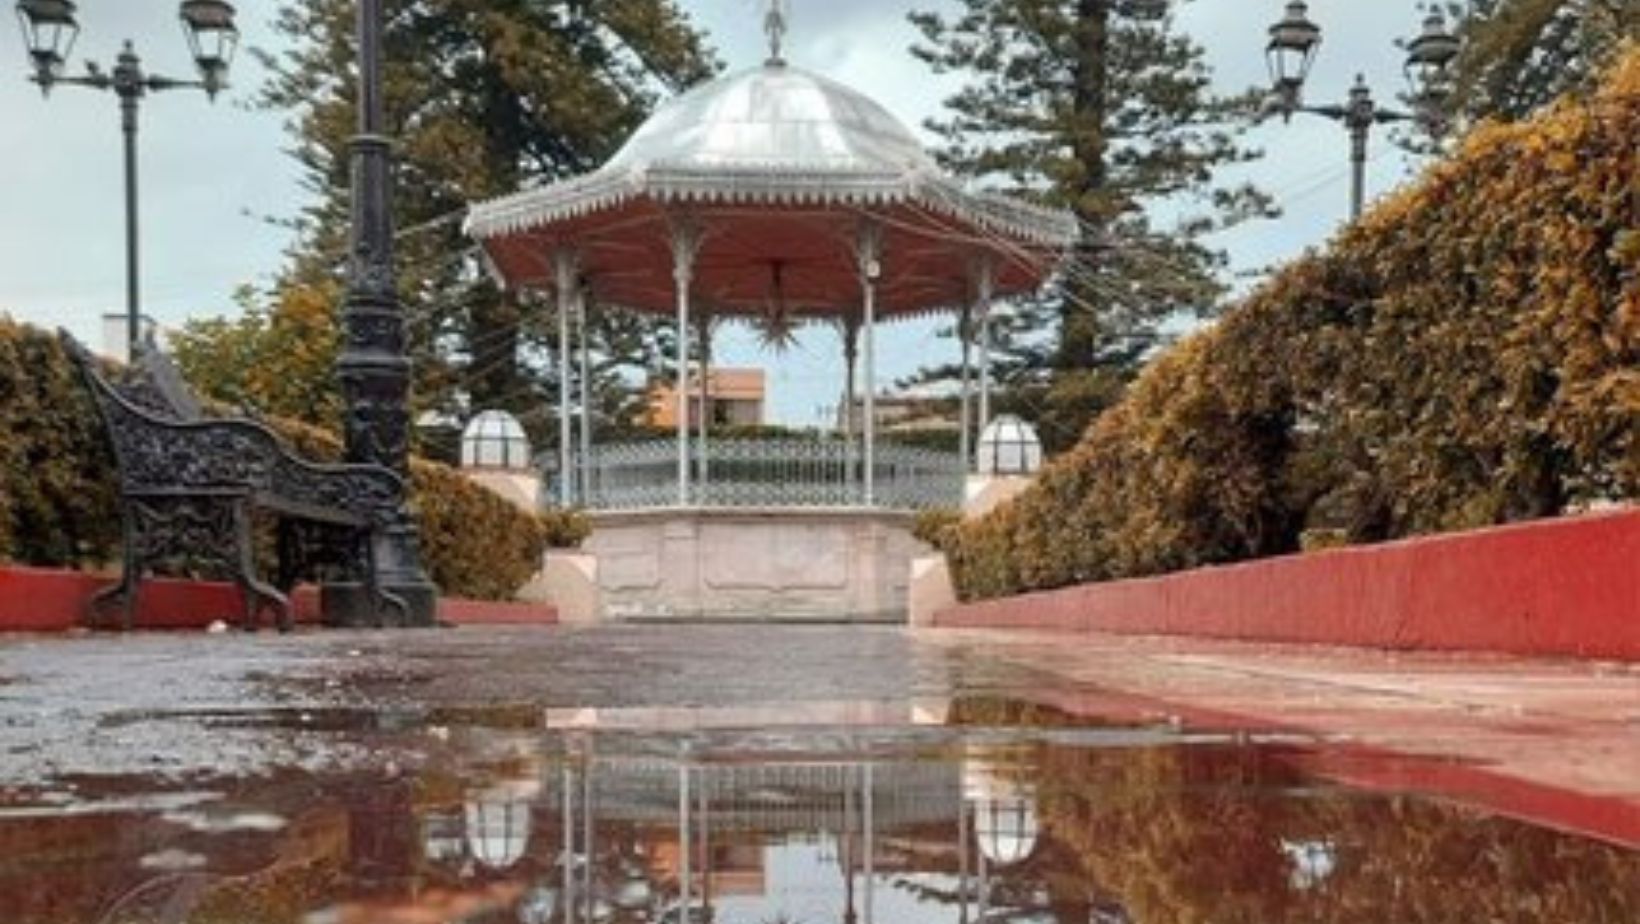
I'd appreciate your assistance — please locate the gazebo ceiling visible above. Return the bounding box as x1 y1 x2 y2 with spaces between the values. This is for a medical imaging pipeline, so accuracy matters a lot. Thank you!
466 61 1078 320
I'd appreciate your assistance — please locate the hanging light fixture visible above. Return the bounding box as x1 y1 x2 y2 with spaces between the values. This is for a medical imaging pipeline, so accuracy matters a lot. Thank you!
178 0 238 98
755 260 802 351
1403 9 1460 138
14 0 78 83
1265 0 1322 116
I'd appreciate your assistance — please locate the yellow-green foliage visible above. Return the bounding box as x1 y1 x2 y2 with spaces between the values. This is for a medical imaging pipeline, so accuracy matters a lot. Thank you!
947 48 1639 602
0 319 120 565
0 319 585 600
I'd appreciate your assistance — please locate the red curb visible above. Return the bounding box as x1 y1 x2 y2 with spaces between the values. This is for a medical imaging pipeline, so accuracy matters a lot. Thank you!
0 567 556 631
936 509 1640 660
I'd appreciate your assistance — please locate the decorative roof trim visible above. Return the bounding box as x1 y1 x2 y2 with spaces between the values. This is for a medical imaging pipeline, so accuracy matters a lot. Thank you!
465 165 1078 249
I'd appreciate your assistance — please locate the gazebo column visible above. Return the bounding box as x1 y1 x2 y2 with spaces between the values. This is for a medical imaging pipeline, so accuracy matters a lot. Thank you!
698 313 712 500
841 317 859 500
555 249 579 506
578 283 593 507
958 302 973 471
669 216 702 506
856 220 883 507
976 256 996 432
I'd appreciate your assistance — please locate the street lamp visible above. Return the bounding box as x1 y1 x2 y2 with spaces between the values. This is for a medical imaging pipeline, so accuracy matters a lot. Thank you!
1263 2 1460 220
329 0 438 628
15 1 238 360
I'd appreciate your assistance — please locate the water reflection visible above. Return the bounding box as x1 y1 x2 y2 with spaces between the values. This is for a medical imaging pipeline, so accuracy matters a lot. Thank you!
0 699 1633 923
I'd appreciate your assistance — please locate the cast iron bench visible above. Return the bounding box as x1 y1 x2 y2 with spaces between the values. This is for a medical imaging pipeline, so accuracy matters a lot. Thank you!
62 332 408 631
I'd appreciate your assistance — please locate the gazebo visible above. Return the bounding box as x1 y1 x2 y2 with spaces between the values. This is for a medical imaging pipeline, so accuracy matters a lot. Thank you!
464 7 1074 620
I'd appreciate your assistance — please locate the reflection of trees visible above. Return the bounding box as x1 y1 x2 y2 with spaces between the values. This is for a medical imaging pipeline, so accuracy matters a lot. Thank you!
950 696 1640 923
1036 743 1301 924
1033 742 1640 923
1297 795 1640 923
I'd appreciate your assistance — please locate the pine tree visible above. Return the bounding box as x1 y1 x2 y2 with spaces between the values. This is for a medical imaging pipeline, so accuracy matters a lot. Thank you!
1439 0 1637 122
257 0 717 439
908 0 1271 451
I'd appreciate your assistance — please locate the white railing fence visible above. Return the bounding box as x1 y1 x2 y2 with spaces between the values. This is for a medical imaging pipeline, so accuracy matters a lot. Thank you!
565 438 964 511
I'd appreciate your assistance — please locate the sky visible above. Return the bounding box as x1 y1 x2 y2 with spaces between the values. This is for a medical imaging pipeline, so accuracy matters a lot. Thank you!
0 0 1442 427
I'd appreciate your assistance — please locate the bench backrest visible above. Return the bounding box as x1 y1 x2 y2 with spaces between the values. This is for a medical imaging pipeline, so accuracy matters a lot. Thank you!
96 338 208 424
129 341 204 421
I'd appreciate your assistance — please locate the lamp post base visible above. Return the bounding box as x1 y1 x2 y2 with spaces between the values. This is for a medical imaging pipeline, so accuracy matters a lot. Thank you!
322 581 439 629
322 522 439 628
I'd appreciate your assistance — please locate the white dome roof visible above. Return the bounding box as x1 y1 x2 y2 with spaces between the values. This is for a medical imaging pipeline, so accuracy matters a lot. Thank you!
608 62 937 175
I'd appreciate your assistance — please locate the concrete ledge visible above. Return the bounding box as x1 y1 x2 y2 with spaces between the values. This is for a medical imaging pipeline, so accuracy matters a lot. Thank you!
0 567 556 632
586 506 926 622
934 509 1640 660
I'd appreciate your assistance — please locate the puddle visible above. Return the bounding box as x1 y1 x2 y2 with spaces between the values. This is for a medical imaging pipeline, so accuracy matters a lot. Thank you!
0 698 1633 923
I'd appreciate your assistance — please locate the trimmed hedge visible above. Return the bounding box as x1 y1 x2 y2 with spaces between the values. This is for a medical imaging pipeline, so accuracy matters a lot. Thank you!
0 318 582 601
946 49 1640 602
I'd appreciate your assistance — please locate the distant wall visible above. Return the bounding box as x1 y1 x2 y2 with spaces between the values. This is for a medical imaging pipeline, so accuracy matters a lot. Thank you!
589 507 927 622
935 510 1639 660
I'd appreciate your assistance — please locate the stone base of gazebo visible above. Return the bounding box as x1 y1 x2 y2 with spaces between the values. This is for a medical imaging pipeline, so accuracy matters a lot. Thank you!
582 507 929 623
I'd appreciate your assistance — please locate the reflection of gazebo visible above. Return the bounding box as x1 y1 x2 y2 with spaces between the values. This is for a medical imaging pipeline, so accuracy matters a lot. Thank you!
465 7 1075 510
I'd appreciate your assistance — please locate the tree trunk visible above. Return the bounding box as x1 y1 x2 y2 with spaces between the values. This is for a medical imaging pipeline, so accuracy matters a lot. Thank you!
1056 0 1111 372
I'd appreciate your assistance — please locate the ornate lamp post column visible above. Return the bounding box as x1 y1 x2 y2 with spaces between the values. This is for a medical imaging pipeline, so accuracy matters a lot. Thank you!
332 0 437 627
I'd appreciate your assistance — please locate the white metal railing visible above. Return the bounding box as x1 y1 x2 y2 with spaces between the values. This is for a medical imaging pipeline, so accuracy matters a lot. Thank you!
568 438 963 511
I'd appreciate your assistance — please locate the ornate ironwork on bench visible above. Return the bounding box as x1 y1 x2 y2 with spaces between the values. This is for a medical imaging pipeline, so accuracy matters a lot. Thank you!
61 332 409 631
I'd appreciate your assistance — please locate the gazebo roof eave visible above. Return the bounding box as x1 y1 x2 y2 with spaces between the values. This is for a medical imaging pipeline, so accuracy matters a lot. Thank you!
465 164 1079 251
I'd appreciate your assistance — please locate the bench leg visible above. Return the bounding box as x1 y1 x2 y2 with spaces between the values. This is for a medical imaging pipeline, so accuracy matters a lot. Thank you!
233 502 291 633
88 512 140 631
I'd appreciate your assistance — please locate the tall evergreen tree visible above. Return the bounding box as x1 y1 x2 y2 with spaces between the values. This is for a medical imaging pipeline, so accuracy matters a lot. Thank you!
1437 0 1637 122
908 0 1271 450
257 0 717 437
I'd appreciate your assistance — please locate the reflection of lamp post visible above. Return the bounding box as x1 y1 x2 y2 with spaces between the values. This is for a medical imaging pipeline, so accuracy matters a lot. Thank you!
1264 2 1461 220
331 0 437 627
14 0 239 360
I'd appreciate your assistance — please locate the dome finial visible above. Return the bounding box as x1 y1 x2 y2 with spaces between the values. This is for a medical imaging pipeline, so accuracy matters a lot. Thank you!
764 0 788 66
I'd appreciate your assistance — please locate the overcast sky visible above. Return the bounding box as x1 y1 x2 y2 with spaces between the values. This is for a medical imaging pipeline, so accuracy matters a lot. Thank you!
0 1 1440 426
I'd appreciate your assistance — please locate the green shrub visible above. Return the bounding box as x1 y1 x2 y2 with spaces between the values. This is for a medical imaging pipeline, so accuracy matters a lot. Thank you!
946 49 1640 602
0 319 567 601
912 508 963 551
0 319 120 566
539 508 592 549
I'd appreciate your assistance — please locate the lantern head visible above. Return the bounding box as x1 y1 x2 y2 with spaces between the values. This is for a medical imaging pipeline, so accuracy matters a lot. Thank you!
1266 1 1322 115
179 0 237 98
1404 10 1460 136
15 0 79 86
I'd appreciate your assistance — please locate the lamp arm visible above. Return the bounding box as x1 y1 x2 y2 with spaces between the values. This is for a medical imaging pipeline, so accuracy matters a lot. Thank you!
1301 104 1349 121
31 72 113 92
1373 108 1417 124
143 74 212 93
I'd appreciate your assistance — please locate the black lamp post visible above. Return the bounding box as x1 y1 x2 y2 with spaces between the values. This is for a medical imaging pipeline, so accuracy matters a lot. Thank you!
1264 2 1460 220
14 0 239 360
329 0 437 628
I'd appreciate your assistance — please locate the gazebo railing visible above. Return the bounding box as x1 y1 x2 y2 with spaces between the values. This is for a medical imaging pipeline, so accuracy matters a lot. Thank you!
571 438 964 512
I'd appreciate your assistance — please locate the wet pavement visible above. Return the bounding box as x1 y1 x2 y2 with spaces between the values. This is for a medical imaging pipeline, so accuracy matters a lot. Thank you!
0 625 1634 923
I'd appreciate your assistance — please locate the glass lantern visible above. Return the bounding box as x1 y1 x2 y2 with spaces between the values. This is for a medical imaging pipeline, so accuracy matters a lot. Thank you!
974 415 1043 476
461 410 533 471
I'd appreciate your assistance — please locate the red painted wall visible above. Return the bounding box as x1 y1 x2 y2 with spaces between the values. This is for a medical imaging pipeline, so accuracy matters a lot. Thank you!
0 567 556 632
936 509 1640 660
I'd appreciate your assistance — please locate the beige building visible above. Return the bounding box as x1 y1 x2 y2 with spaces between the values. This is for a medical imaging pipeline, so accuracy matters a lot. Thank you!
643 367 767 429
